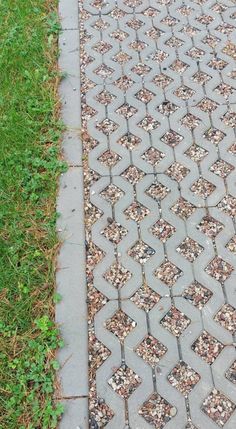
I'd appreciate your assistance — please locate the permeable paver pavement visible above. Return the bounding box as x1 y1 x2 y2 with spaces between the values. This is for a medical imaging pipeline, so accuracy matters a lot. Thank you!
58 0 236 427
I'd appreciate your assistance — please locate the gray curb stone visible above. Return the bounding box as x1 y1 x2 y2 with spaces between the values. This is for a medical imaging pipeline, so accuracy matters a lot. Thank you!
56 0 89 427
58 398 88 429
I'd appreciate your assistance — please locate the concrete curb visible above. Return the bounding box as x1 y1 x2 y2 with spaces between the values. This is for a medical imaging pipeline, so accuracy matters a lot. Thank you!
56 0 89 427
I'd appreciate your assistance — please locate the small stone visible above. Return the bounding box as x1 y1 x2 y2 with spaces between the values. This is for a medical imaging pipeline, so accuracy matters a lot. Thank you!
170 407 177 416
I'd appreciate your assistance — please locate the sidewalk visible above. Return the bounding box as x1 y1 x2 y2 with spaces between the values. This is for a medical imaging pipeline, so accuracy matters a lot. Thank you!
57 0 236 427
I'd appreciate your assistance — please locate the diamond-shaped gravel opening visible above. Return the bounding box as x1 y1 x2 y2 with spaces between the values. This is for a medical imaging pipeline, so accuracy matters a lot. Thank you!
82 103 97 119
226 235 236 253
110 29 128 41
210 160 234 178
161 16 179 26
128 240 155 264
155 261 182 286
226 360 236 384
166 162 189 182
151 218 176 243
106 310 136 342
205 256 234 284
131 285 160 312
108 365 141 399
127 17 144 30
146 182 170 201
150 50 168 63
138 115 160 131
143 6 159 17
141 147 165 166
177 237 203 262
135 88 155 103
89 397 114 428
187 47 205 59
115 75 134 91
167 34 184 46
136 335 167 367
124 0 142 7
168 361 200 397
96 89 116 105
215 83 233 98
86 238 104 267
170 59 188 73
146 27 162 39
89 331 111 374
85 202 102 231
129 40 147 52
181 113 200 129
87 288 107 320
92 0 108 10
103 262 131 288
94 64 114 78
216 23 234 34
153 73 173 88
192 71 211 84
112 51 131 64
192 331 224 364
96 119 118 135
161 130 183 147
92 18 110 30
229 142 236 155
203 34 220 48
98 150 121 167
101 221 127 245
139 393 176 428
157 101 178 116
121 166 145 185
160 306 190 337
100 184 124 205
116 103 137 119
185 144 208 162
81 77 95 93
214 304 236 333
202 389 236 427
191 178 216 199
118 133 141 150
174 85 195 100
132 62 151 76
85 168 101 189
208 57 228 70
197 215 224 239
182 281 212 309
124 201 149 222
109 7 126 19
218 195 236 217
197 14 213 24
197 98 218 112
93 40 112 54
171 197 196 219
222 42 236 59
204 127 225 145
82 133 99 153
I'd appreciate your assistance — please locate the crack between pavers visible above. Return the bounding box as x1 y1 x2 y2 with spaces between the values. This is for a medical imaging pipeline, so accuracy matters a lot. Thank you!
60 241 85 246
61 27 79 31
55 395 89 400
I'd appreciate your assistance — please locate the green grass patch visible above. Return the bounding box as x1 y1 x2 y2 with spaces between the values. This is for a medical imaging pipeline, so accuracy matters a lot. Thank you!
0 1 66 427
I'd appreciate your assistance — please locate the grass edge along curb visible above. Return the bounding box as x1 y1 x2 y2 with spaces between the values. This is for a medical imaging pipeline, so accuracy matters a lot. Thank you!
0 1 66 428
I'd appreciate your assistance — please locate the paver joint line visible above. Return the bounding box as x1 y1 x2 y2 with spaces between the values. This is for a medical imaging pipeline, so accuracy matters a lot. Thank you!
58 0 236 427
